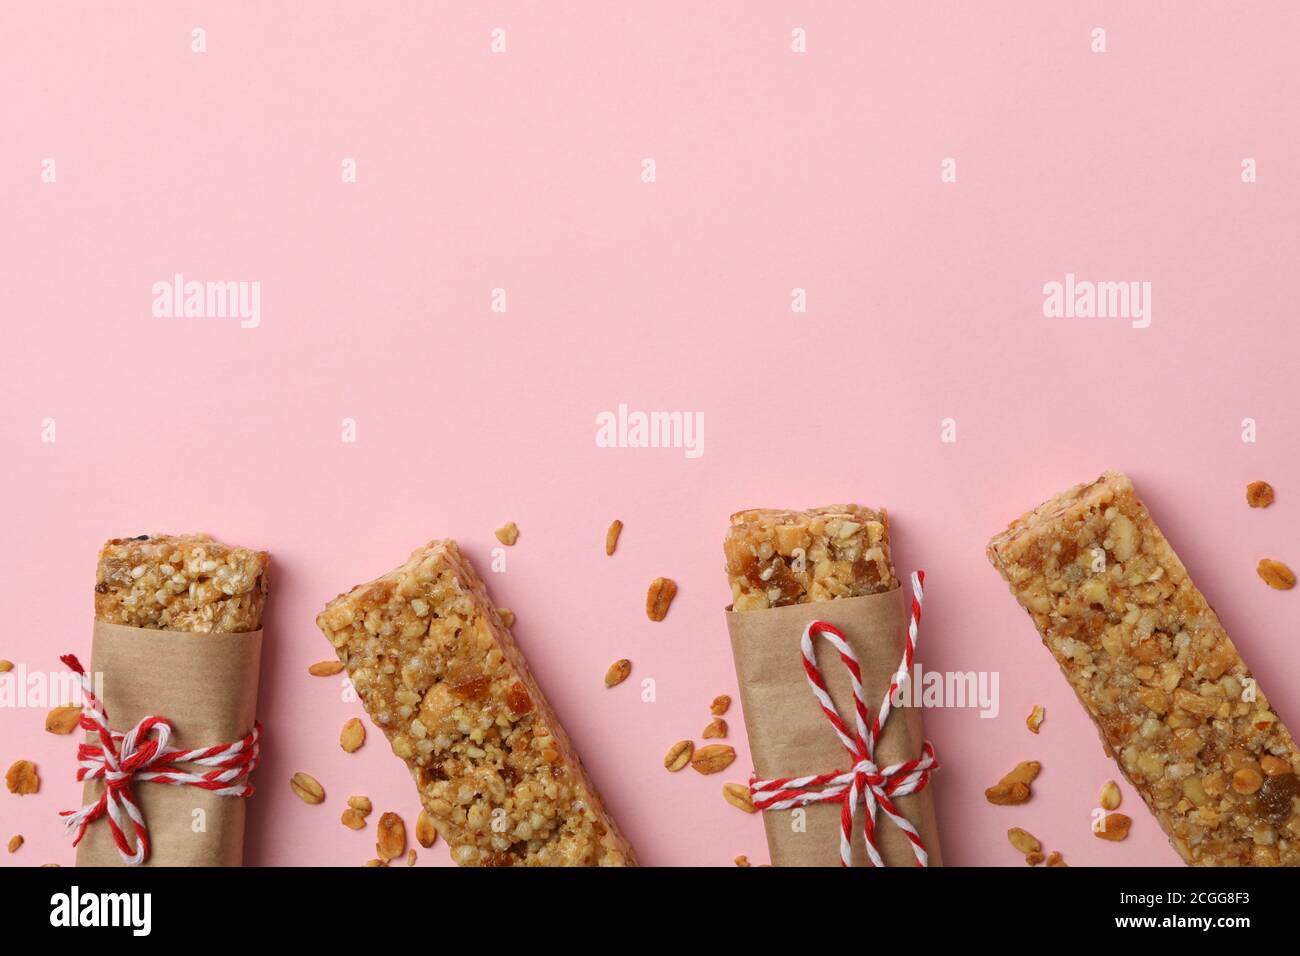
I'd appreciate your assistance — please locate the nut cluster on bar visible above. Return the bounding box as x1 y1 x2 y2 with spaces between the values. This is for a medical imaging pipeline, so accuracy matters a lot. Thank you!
988 472 1300 866
95 534 269 633
316 539 635 867
724 505 897 611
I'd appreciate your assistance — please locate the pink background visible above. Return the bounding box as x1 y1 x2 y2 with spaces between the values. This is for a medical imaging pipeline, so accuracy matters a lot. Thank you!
3 2 1299 867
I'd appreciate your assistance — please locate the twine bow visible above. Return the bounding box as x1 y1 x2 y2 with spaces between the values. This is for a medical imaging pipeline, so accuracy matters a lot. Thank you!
58 654 262 865
748 571 939 867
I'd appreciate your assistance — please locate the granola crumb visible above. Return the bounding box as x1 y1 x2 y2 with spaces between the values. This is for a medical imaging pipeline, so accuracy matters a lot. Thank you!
494 522 519 546
1094 813 1132 842
645 577 678 621
496 607 515 628
605 520 623 556
308 660 345 677
7 835 22 854
710 694 732 716
1025 704 1045 734
985 760 1040 805
4 760 39 795
663 740 693 772
339 717 366 753
45 705 81 735
604 659 632 688
289 772 324 804
0 661 12 673
1045 850 1068 867
702 717 727 739
734 854 751 867
1099 780 1122 811
1246 480 1275 508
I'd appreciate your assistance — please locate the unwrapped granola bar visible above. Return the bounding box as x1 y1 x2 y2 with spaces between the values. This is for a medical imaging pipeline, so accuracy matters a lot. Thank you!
316 540 635 867
724 505 897 611
95 534 269 633
988 472 1300 866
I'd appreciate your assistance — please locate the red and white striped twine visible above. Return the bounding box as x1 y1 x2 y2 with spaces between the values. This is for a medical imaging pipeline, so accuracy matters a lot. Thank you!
748 571 939 867
58 654 262 865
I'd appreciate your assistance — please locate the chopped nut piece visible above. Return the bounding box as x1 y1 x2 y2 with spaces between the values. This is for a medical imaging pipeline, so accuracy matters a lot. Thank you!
415 809 438 848
1246 480 1275 508
702 718 727 739
1007 827 1041 856
1099 780 1122 811
724 504 896 610
604 659 632 688
722 782 757 813
734 855 751 867
1094 813 1132 842
406 848 417 866
290 772 324 805
605 520 623 556
645 577 678 621
985 761 1040 806
0 661 12 673
1025 704 1045 734
1045 851 1067 867
347 795 372 815
1257 558 1296 590
690 744 736 775
7 835 22 854
341 808 367 830
1232 767 1264 795
45 705 82 735
494 522 519 546
4 760 39 795
664 740 694 772
308 660 345 677
710 694 732 716
376 812 406 861
722 785 759 816
95 534 268 633
496 607 515 629
339 717 366 753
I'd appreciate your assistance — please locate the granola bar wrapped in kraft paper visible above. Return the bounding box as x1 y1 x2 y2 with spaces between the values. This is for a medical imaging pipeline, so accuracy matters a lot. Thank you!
723 507 942 867
72 534 268 867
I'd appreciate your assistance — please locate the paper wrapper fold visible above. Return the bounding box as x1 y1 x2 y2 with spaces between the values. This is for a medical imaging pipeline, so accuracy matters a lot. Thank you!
726 587 942 867
75 621 263 867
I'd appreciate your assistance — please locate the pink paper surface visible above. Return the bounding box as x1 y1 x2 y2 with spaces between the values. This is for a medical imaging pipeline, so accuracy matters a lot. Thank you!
3 2 1299 867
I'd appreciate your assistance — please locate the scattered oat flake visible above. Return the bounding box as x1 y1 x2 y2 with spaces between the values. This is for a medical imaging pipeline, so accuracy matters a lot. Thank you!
348 795 373 815
1246 480 1275 508
7 835 22 854
364 858 387 867
702 717 727 739
722 782 756 813
339 717 366 753
1007 827 1041 856
45 705 82 735
710 694 732 716
0 660 12 673
663 740 693 772
1099 780 1122 811
690 744 736 775
495 522 519 546
415 809 438 848
604 659 632 688
605 519 623 556
406 848 417 866
308 660 345 677
5 760 39 795
289 771 324 804
645 577 678 621
376 812 406 861
1257 558 1296 590
1025 704 1044 734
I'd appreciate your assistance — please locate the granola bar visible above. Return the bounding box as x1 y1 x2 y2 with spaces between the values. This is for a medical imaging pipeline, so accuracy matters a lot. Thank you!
988 472 1300 866
724 505 897 611
315 540 636 867
95 534 269 632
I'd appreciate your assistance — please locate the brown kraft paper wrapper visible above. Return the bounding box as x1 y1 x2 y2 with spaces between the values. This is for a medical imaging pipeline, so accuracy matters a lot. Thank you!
76 621 263 867
726 587 942 867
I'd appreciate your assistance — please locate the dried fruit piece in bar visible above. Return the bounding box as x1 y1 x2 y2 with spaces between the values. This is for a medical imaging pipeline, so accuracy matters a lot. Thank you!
988 471 1300 866
316 540 635 867
94 534 269 632
724 505 896 611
